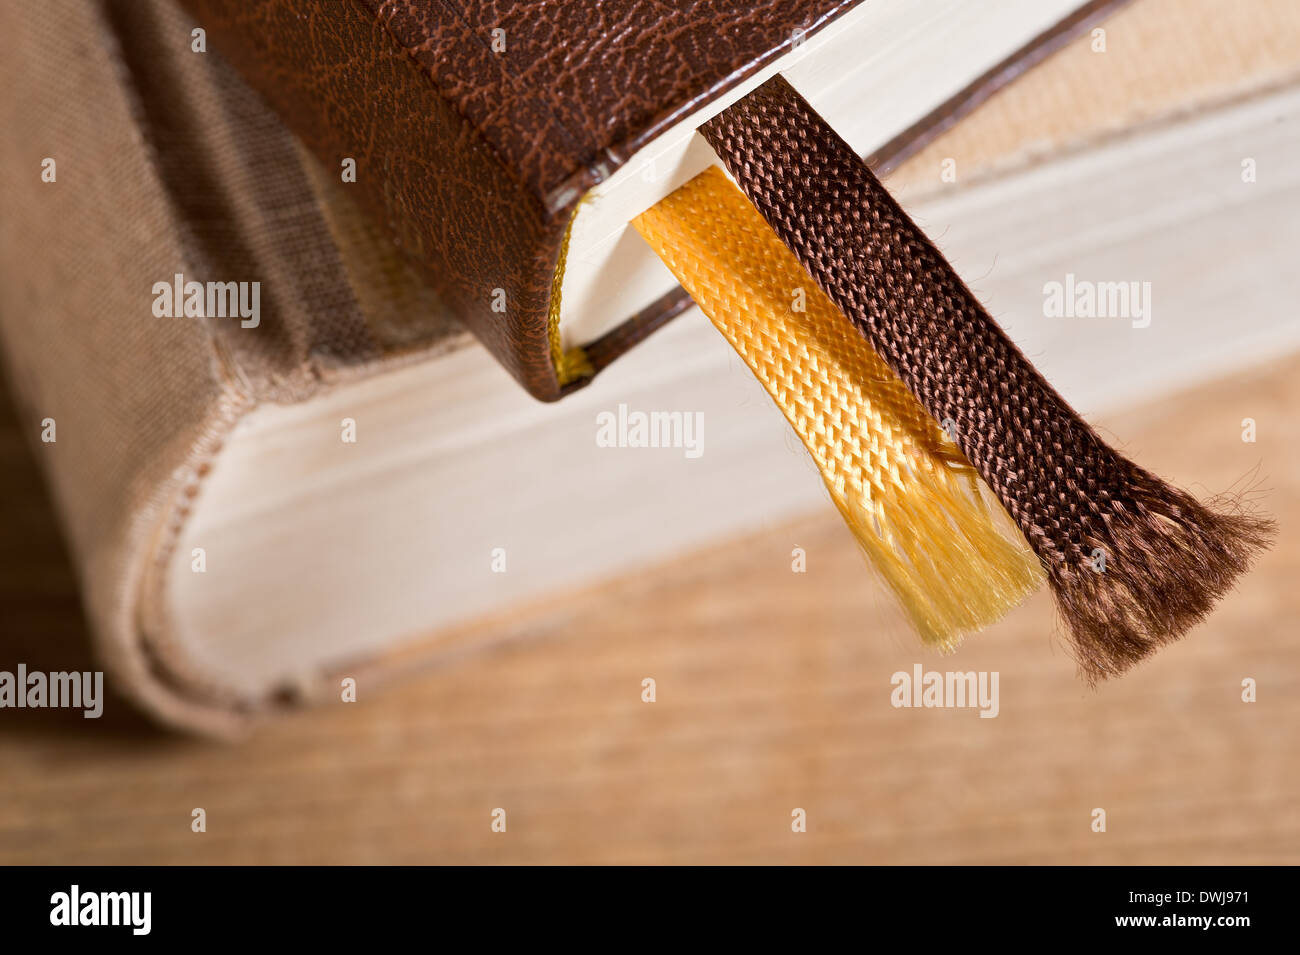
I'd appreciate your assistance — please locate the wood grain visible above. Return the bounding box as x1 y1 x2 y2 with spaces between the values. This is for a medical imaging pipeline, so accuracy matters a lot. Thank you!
0 351 1295 864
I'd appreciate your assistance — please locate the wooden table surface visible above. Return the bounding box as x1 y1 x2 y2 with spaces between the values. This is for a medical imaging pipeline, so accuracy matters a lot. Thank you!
0 351 1295 865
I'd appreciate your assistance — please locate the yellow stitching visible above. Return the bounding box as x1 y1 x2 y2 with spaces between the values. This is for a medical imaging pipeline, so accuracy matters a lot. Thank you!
547 205 593 387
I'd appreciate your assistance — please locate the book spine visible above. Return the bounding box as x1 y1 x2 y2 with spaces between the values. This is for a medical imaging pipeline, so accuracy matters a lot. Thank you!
181 0 570 399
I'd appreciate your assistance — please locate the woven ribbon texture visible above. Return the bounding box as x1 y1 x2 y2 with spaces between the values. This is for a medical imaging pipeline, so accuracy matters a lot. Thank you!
700 75 1271 679
633 166 1041 649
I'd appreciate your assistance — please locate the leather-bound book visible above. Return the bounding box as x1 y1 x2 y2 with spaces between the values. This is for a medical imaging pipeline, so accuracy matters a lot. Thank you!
176 0 1127 400
1 0 1294 732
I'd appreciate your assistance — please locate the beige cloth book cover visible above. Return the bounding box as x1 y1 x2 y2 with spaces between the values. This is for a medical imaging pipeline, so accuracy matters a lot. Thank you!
0 0 1296 733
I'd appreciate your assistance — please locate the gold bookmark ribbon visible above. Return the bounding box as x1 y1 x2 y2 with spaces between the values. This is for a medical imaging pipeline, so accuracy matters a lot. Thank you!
632 166 1042 649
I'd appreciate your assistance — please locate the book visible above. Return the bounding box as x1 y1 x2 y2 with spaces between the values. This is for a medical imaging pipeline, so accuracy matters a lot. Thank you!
1 0 1295 732
176 0 1119 399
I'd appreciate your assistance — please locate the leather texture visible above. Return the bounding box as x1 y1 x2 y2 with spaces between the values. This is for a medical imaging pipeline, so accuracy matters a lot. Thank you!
178 0 857 400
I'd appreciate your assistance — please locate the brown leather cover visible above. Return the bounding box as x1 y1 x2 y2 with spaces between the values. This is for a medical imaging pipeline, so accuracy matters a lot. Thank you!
177 0 859 400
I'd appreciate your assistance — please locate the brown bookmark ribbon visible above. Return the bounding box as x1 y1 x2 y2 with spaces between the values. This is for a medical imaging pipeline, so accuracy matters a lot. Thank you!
700 75 1271 680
